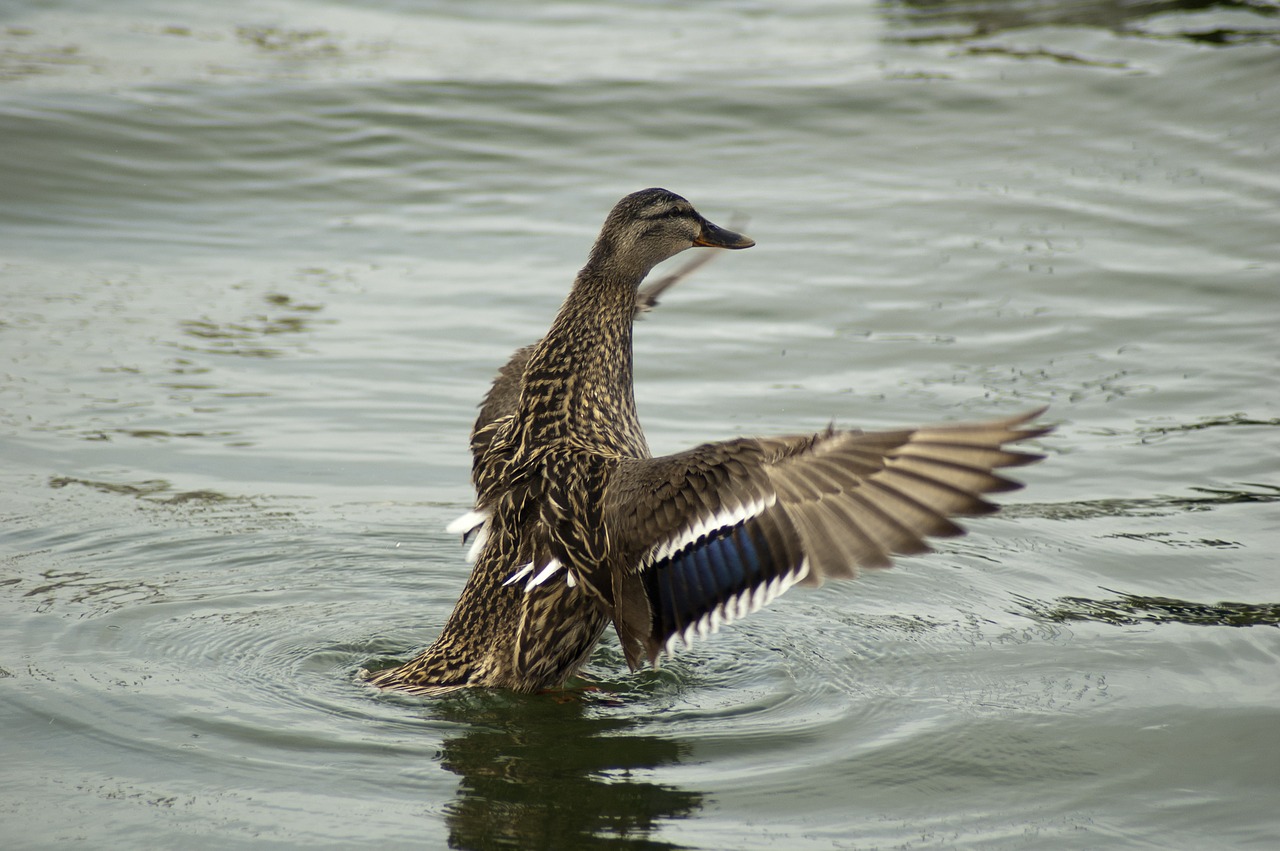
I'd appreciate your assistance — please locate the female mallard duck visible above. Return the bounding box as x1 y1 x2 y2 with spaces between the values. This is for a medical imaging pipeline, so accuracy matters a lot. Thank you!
364 188 1049 696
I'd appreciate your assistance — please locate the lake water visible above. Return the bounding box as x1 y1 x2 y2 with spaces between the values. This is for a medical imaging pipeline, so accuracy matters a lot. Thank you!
2 1 1278 848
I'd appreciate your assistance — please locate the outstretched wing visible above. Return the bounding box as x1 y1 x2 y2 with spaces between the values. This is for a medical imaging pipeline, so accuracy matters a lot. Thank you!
601 408 1051 668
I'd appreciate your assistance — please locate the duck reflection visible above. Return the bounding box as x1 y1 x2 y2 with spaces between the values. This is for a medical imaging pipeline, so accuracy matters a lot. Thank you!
430 692 701 850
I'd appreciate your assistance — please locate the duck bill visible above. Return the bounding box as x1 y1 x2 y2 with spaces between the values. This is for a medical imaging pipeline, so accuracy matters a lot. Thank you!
694 219 754 249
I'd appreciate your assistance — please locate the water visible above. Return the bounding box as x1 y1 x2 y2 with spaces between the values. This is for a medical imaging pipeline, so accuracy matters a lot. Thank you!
2 1 1278 847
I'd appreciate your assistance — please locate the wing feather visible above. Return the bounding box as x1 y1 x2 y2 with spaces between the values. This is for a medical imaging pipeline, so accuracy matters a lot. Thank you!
602 407 1050 669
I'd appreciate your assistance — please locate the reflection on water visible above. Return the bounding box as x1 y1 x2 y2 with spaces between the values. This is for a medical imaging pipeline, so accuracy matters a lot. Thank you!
1016 590 1280 628
1005 482 1280 521
0 30 94 83
235 26 341 58
176 292 329 359
884 0 1280 47
1134 414 1280 444
962 44 1132 67
50 475 237 505
430 694 700 850
19 567 163 613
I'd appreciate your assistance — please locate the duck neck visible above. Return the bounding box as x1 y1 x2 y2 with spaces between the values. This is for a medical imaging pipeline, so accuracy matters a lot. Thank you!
518 265 649 457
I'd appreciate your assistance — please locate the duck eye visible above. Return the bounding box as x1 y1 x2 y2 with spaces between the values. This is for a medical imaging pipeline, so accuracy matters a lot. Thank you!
641 206 689 222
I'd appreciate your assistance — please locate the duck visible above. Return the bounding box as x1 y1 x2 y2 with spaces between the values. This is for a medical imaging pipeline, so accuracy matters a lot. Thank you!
363 188 1049 696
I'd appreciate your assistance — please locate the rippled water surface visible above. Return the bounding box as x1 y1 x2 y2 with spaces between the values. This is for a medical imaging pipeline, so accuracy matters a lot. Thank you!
3 1 1278 848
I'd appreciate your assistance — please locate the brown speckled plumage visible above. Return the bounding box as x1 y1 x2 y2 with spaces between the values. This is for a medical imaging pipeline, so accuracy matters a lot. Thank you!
363 188 1050 696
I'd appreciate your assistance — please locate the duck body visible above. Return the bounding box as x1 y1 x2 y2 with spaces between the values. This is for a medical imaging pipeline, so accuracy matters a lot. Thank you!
365 189 1048 696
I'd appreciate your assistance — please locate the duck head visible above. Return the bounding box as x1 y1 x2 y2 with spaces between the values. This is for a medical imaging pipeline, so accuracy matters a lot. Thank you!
586 188 754 280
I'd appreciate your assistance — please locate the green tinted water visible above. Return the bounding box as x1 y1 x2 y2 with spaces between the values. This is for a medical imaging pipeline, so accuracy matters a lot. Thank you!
2 1 1278 848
